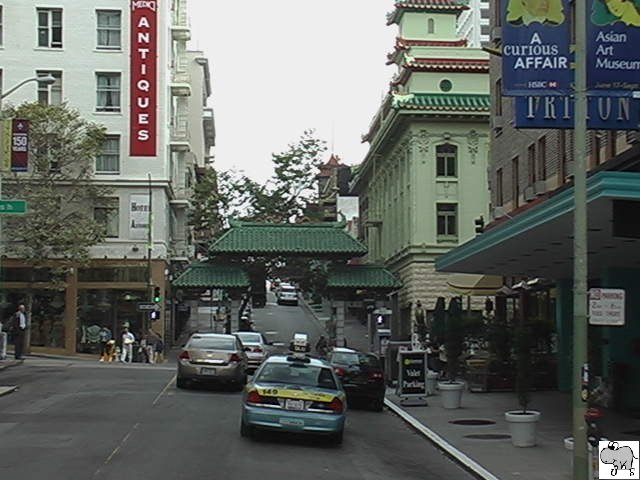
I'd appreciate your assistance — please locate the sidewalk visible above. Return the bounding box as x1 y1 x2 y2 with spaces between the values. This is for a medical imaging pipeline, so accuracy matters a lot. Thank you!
307 304 640 480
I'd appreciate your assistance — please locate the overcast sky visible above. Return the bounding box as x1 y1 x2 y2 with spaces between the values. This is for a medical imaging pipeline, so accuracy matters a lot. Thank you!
187 0 397 183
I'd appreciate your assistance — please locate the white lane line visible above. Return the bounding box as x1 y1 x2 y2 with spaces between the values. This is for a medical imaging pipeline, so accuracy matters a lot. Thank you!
265 331 278 336
94 422 141 476
152 374 176 407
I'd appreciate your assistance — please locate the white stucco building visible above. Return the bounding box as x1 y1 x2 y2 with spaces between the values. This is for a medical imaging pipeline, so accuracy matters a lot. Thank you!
0 0 214 354
456 0 490 48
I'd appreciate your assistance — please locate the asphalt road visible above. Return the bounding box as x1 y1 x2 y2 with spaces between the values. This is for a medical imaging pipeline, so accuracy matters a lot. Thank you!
0 298 474 480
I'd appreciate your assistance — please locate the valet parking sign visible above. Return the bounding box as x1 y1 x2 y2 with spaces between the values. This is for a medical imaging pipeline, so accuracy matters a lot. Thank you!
130 0 157 157
502 0 572 96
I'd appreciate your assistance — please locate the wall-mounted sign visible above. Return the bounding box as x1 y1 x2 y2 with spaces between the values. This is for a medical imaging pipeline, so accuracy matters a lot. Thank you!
589 288 625 326
587 0 640 97
10 119 29 172
514 95 640 129
129 194 150 240
130 0 158 156
502 0 572 96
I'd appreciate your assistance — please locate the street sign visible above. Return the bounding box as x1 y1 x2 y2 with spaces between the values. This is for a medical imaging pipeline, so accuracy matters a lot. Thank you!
589 288 625 326
137 302 160 312
0 200 27 214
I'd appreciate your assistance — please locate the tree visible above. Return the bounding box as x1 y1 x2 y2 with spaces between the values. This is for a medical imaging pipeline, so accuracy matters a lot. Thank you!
188 167 223 251
1 102 109 283
445 296 465 382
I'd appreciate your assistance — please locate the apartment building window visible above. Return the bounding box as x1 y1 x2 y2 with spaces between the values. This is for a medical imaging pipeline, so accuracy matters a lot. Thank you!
512 156 520 208
427 18 435 34
495 79 503 116
36 71 62 105
0 6 3 46
527 144 536 184
96 73 121 112
97 10 121 50
94 198 119 238
606 130 617 160
437 203 457 237
494 0 502 27
537 136 546 180
96 136 120 174
436 144 457 177
496 168 504 206
559 130 568 183
37 8 63 48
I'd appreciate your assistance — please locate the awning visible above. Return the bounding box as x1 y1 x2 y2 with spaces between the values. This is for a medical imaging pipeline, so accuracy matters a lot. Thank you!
446 273 503 296
327 265 402 290
172 263 249 289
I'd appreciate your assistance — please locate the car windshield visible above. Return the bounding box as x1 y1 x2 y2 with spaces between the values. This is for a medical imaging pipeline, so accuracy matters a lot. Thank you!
188 336 236 351
331 352 380 368
256 363 337 389
236 332 261 344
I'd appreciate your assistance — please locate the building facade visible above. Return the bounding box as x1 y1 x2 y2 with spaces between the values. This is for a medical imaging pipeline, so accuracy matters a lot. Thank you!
351 0 490 338
436 1 640 410
0 0 214 355
456 0 490 48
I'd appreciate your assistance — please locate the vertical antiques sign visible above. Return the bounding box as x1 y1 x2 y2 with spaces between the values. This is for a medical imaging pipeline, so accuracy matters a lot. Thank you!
130 0 158 156
587 0 640 96
129 194 150 240
502 0 572 96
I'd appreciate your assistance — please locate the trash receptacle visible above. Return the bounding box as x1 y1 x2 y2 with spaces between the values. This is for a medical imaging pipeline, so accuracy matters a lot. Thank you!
0 332 6 360
564 436 605 480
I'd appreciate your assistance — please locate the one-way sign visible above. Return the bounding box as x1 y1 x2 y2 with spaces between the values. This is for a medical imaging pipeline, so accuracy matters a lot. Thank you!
137 302 160 312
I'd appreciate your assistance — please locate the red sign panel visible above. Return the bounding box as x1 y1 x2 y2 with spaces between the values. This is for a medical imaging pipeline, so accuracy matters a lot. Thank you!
11 119 29 172
130 0 158 157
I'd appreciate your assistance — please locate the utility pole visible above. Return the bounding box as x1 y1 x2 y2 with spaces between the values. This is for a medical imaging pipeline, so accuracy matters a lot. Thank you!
147 173 153 331
572 1 589 478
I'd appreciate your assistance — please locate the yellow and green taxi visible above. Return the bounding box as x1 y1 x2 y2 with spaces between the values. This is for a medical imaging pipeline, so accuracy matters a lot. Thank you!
240 354 347 444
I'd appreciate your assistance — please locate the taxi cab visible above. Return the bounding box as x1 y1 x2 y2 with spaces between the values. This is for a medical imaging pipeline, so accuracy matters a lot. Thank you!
240 354 346 444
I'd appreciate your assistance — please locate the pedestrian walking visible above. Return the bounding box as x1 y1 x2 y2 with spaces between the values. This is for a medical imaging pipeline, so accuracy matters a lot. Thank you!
98 325 112 362
12 304 28 360
153 334 164 364
315 335 329 357
120 327 135 363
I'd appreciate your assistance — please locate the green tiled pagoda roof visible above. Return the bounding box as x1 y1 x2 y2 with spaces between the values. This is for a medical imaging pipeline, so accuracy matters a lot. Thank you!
209 221 368 257
388 0 469 24
172 263 249 288
327 265 402 290
393 93 490 113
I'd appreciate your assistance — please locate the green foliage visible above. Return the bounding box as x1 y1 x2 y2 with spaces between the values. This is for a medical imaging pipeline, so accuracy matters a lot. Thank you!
515 321 533 412
445 297 465 382
1 102 109 282
188 168 222 248
431 297 447 345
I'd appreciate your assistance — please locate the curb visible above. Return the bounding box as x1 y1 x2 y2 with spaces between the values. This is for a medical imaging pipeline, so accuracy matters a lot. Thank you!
384 398 501 480
299 297 328 334
0 385 17 397
0 360 21 371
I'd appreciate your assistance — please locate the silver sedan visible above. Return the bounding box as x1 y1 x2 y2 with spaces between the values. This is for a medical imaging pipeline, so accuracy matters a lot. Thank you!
177 333 249 389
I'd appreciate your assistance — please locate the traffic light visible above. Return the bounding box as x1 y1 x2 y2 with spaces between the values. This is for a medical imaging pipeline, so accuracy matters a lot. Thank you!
474 216 485 234
153 287 161 303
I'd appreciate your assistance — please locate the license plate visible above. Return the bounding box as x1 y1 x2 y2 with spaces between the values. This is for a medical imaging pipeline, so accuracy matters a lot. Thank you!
285 399 304 411
201 367 216 375
280 418 304 427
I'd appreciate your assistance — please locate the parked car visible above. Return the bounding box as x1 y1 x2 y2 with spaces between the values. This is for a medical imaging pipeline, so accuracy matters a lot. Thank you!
177 333 249 390
277 284 299 306
327 347 385 411
234 331 272 371
240 353 347 444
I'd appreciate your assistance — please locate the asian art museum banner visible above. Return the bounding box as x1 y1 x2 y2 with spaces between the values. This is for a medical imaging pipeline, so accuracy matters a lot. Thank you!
502 0 572 96
587 0 640 96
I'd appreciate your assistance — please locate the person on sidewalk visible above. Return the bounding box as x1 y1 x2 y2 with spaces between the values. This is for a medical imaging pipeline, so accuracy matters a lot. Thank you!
98 325 112 362
315 335 329 357
12 304 28 361
120 327 135 363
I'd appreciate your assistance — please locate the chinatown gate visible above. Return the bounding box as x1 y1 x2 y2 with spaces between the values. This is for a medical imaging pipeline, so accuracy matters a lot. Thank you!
172 221 401 344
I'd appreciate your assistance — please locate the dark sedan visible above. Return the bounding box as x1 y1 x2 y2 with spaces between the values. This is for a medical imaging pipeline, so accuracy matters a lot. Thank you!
327 348 385 411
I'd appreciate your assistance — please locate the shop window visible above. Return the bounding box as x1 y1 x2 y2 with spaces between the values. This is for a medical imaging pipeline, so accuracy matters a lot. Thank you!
30 291 65 348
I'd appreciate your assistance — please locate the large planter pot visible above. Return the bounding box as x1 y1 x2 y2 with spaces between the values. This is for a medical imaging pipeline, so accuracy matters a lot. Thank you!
438 381 464 409
505 410 541 447
426 371 439 396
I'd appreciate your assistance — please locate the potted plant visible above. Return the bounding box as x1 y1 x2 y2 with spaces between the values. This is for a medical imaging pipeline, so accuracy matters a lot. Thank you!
438 296 466 409
505 319 541 447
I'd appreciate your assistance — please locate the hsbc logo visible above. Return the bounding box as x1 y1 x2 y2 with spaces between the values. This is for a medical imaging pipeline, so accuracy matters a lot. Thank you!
132 0 156 11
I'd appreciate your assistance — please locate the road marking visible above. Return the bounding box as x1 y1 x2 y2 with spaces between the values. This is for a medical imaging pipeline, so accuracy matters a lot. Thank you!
265 331 278 336
152 374 176 407
94 422 140 476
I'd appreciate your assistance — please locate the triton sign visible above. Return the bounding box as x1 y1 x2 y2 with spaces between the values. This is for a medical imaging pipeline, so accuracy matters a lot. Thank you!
514 96 640 130
130 0 158 156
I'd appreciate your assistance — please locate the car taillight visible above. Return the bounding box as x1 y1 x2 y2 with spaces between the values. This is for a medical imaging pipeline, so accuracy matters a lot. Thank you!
229 353 242 363
334 367 346 377
252 347 263 353
246 390 263 404
329 398 344 414
369 371 384 380
179 350 190 360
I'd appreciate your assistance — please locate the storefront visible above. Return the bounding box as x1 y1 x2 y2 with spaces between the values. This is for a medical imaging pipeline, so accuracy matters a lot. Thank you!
0 259 169 356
